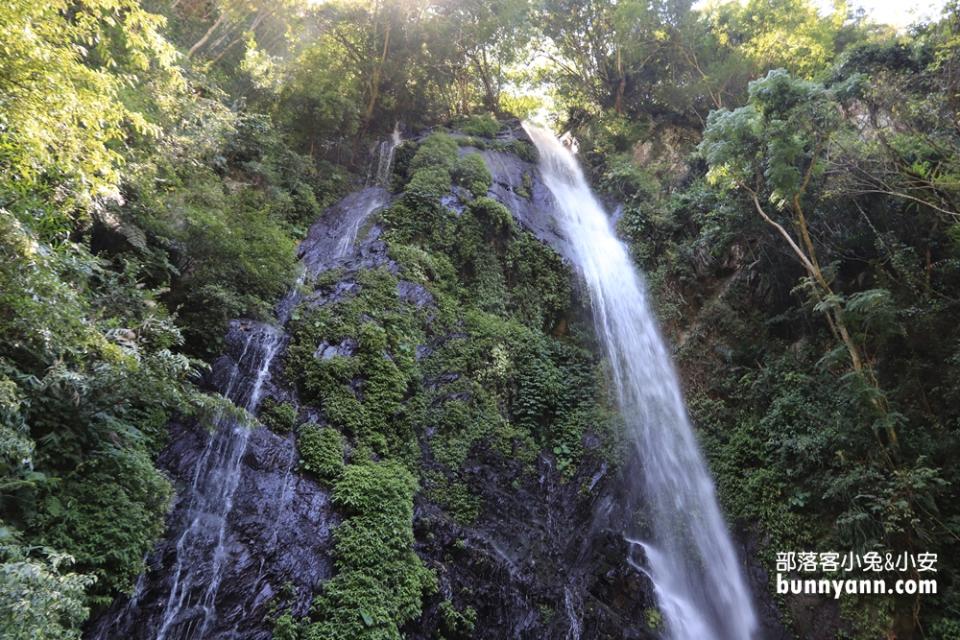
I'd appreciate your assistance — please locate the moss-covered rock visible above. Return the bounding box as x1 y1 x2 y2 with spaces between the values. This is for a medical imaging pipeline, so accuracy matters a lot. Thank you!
259 397 298 433
303 461 435 640
452 153 492 197
297 422 345 480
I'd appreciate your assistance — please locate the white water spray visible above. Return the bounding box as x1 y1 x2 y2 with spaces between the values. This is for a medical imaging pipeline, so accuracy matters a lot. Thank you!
524 123 758 640
369 123 402 188
155 324 282 640
96 183 392 640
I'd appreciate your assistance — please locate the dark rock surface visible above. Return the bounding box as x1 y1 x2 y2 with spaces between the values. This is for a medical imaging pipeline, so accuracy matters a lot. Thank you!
89 127 785 640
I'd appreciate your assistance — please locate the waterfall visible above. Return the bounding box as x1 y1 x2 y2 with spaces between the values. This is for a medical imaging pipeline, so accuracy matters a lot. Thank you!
368 123 402 188
91 186 391 640
155 323 283 640
524 123 758 640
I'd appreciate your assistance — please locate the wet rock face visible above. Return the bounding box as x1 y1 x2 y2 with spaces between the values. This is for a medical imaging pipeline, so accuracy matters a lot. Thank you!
86 191 395 640
90 126 779 640
87 372 336 640
410 448 658 640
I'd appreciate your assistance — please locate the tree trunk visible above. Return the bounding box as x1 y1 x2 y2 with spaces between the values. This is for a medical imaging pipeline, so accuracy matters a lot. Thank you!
614 47 625 114
188 12 228 58
363 21 392 132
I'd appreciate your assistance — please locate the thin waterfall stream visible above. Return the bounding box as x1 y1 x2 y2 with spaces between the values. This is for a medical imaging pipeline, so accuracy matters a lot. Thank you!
93 150 395 640
524 123 758 640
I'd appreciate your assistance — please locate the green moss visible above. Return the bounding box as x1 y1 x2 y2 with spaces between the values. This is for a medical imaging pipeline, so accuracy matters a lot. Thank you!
259 397 298 433
298 422 345 480
455 113 501 137
538 604 555 623
304 461 435 640
452 153 492 197
409 133 459 172
645 608 663 630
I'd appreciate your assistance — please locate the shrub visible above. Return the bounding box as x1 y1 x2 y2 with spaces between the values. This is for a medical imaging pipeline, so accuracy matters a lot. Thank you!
467 197 513 233
298 423 345 480
259 398 298 433
456 114 501 137
31 451 172 605
404 166 452 204
452 154 492 197
409 133 459 172
0 544 94 640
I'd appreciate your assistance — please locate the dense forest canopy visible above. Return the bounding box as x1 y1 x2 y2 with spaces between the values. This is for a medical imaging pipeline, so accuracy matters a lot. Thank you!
1 0 960 638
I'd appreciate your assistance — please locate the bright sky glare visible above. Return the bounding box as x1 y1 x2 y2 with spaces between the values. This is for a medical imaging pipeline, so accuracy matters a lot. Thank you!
817 0 948 28
694 0 951 29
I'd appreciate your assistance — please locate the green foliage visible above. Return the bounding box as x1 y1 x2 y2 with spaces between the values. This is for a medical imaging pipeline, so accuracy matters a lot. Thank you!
701 69 835 201
705 0 847 78
31 451 172 604
273 612 299 640
452 154 493 197
931 618 960 640
622 19 960 636
0 211 224 611
410 134 460 172
287 268 424 459
425 474 483 525
8 0 954 636
438 599 477 638
644 607 663 630
0 0 317 625
303 461 434 640
122 108 305 358
0 0 178 210
405 166 453 204
298 423 345 480
455 114 502 137
0 543 95 640
260 398 298 433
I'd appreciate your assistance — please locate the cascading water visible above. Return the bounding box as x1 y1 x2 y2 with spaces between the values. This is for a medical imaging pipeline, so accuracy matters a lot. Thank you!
524 123 758 640
91 177 391 640
155 324 282 640
368 122 402 188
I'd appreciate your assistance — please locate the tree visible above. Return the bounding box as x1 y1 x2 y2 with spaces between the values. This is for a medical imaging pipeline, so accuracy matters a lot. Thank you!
0 0 177 214
701 70 873 385
432 0 532 112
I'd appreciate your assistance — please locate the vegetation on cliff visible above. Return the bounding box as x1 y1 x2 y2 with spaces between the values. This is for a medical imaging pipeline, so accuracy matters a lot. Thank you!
1 0 959 638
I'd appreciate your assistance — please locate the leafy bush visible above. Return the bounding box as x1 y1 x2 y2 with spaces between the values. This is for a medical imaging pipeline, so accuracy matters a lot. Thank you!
467 197 513 233
303 461 435 640
409 133 459 172
452 154 492 197
404 166 452 204
259 398 298 433
31 451 172 605
298 423 345 480
456 114 501 137
0 543 94 640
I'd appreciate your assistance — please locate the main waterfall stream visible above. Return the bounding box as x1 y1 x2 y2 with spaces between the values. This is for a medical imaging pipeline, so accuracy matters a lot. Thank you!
524 123 758 640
